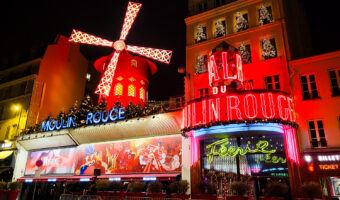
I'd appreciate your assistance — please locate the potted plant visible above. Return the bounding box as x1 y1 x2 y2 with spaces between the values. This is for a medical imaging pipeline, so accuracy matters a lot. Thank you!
228 181 249 200
299 181 322 200
147 181 166 198
127 181 146 197
169 180 190 200
7 182 21 200
192 181 217 200
0 181 7 199
260 182 288 200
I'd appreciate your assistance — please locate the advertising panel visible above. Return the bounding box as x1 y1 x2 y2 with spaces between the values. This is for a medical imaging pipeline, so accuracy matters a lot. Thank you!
74 136 182 175
25 147 76 175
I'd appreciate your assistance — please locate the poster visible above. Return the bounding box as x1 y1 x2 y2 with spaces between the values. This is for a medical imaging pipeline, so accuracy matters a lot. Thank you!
25 147 76 175
74 136 182 175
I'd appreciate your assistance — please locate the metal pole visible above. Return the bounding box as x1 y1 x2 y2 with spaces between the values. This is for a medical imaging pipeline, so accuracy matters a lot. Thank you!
32 180 37 200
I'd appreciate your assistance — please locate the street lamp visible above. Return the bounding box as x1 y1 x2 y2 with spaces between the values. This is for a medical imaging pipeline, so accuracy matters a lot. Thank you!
11 104 22 136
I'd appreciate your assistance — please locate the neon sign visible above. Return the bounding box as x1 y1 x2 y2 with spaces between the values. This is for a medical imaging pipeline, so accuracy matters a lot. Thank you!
208 50 243 87
182 91 295 130
255 154 286 165
41 107 125 132
206 137 277 163
319 164 339 170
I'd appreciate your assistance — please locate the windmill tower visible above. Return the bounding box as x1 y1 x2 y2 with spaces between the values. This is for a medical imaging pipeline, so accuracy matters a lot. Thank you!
69 2 172 108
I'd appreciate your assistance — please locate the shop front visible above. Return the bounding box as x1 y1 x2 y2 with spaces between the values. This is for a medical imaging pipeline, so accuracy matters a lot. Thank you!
182 90 300 197
17 135 183 199
0 141 16 182
302 151 340 198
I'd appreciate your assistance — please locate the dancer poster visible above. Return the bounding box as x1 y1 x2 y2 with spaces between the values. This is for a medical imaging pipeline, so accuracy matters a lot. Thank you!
25 147 76 175
74 136 181 175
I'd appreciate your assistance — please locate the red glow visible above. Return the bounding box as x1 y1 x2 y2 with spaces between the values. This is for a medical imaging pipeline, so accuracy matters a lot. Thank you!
182 91 295 129
208 55 220 86
283 125 300 165
307 163 314 172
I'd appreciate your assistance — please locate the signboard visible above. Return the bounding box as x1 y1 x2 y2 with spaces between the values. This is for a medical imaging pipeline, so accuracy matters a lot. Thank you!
201 134 288 176
182 91 295 130
41 107 126 132
74 136 182 175
25 147 76 175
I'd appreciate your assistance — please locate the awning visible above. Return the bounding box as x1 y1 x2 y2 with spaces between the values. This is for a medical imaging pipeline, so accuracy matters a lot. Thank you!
17 176 95 182
97 173 181 181
0 151 13 160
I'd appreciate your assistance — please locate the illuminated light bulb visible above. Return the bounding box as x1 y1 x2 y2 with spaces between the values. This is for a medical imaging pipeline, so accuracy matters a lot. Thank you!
113 40 126 51
304 155 312 163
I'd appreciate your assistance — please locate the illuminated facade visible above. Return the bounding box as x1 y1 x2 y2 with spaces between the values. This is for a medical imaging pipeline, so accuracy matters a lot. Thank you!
184 0 302 197
0 35 92 181
69 2 173 108
290 51 340 198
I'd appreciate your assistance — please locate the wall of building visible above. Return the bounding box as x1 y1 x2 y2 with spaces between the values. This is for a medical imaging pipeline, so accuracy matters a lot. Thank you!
290 51 340 150
38 35 89 121
185 0 290 101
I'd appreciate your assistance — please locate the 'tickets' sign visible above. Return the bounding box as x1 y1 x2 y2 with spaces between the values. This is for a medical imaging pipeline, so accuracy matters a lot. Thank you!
25 148 76 175
182 91 295 129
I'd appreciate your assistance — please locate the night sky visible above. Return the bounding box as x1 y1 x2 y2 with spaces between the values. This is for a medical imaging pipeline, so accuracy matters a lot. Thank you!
0 0 338 100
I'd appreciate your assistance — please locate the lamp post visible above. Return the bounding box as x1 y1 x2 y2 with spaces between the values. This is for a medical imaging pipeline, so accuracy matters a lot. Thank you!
12 104 22 136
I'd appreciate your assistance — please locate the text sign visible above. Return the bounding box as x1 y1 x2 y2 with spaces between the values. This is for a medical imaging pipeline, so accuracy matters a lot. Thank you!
319 164 339 170
182 91 294 129
41 107 125 132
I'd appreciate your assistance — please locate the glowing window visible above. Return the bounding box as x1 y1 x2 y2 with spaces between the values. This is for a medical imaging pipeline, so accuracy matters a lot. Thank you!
140 88 145 100
131 59 137 67
140 80 145 85
129 77 136 82
128 84 135 97
116 76 123 81
114 83 123 96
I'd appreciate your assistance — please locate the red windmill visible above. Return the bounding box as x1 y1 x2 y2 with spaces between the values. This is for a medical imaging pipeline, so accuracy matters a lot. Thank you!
69 2 172 108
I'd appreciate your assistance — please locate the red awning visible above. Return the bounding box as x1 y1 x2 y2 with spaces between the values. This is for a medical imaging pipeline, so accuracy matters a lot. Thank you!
97 173 180 181
17 176 95 182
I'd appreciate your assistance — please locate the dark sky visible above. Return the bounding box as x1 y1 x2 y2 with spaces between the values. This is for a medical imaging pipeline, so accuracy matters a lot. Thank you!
0 0 338 100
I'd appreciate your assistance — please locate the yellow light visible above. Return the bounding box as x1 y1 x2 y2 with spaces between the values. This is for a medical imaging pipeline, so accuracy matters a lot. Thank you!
12 105 20 111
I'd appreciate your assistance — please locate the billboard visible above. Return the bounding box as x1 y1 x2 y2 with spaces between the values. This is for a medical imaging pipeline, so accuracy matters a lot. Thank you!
74 136 182 175
25 147 76 175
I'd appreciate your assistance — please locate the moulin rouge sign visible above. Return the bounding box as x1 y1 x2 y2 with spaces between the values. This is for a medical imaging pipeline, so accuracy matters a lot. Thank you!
182 49 295 130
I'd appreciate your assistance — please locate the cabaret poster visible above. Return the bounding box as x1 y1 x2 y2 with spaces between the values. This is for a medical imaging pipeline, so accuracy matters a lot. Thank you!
74 136 182 175
25 147 76 175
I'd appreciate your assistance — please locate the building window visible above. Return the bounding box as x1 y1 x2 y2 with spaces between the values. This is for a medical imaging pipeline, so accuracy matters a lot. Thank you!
308 120 327 148
195 24 207 43
261 37 277 60
239 42 252 64
235 11 249 32
300 74 319 100
214 18 226 38
265 75 280 90
243 80 253 90
114 83 123 96
199 88 209 98
128 84 136 97
140 88 145 100
258 4 273 25
131 59 137 67
328 68 340 96
195 55 208 74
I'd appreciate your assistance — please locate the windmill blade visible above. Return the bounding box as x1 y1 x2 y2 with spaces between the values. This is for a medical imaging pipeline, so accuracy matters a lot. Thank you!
126 45 173 64
69 29 114 47
119 2 142 41
95 51 121 96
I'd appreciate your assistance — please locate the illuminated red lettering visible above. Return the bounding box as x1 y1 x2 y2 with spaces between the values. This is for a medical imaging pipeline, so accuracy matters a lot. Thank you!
209 98 221 122
277 95 288 120
235 54 243 82
244 94 258 119
227 96 242 120
222 52 236 80
287 97 295 122
260 93 275 119
192 103 201 126
208 55 220 86
202 100 207 124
